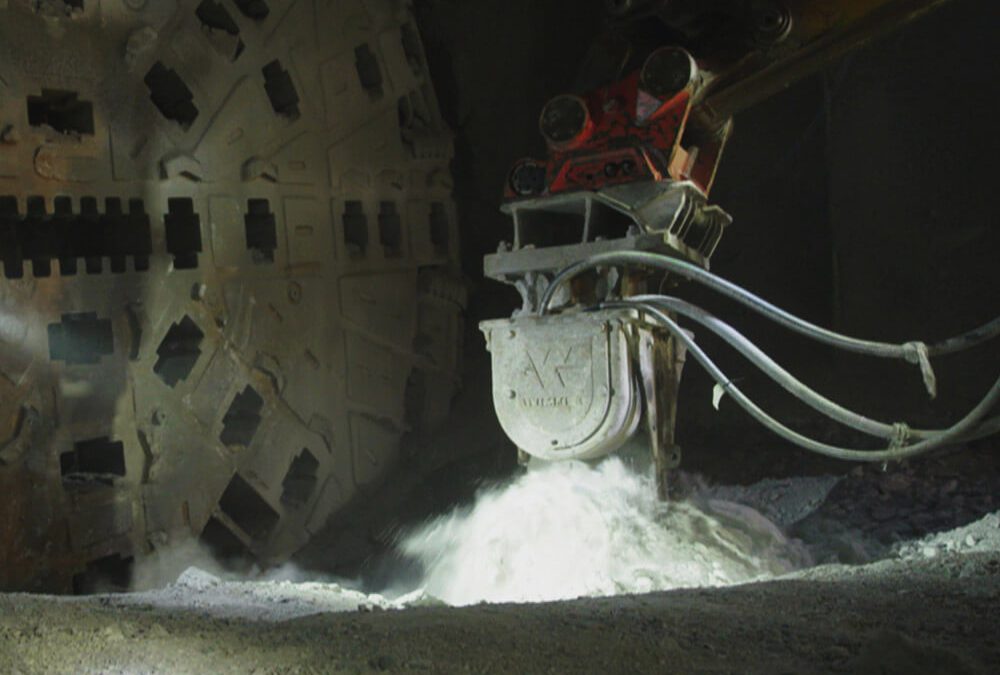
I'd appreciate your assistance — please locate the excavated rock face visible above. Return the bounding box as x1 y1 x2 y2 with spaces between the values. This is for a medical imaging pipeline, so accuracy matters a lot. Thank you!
0 0 464 592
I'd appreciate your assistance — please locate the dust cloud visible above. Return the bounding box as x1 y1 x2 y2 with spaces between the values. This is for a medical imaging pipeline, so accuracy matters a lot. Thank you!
125 458 815 614
397 458 811 605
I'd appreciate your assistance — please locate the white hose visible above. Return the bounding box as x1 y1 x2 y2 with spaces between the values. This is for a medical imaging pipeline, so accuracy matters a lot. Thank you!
540 251 1000 398
603 301 1000 462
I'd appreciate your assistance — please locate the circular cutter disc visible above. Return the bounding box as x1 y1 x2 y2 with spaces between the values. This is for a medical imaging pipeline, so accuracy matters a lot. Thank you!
0 0 464 592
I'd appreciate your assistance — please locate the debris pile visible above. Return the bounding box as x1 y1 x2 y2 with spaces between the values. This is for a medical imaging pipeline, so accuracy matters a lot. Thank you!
93 451 1000 620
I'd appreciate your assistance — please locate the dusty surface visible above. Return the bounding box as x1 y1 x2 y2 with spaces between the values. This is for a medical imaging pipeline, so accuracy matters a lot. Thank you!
3 451 1000 674
1 553 998 674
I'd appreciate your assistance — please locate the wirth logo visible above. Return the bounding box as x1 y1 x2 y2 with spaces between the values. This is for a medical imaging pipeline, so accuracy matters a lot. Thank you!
519 395 585 409
518 342 590 410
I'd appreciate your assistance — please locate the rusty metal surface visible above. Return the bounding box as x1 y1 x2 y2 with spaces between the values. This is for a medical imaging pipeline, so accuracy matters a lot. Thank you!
0 0 463 592
695 0 957 122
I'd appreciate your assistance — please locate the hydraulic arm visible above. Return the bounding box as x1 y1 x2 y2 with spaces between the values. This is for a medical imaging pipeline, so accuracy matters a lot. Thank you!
480 0 1000 496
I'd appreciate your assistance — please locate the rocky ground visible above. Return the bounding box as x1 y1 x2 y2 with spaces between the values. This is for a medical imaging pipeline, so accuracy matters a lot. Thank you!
2 447 1000 674
0 551 998 674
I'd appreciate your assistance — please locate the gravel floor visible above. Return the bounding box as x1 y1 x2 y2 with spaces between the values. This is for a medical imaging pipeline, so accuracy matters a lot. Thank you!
1 552 998 674
2 450 1000 674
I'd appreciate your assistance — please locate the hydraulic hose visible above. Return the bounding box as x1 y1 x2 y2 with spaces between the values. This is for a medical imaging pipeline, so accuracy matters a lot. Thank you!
602 301 1000 462
540 251 1000 397
928 316 1000 356
626 295 1000 444
632 294 936 440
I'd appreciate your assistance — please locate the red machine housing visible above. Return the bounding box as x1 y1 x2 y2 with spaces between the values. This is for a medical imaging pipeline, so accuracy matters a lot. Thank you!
504 47 730 204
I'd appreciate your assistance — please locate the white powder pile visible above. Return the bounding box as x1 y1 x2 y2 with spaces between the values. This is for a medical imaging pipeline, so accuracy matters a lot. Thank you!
398 458 811 606
897 511 1000 560
114 567 397 621
113 458 832 619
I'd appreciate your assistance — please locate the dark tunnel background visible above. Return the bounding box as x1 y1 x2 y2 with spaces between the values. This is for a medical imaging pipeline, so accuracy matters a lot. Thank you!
296 0 1000 576
411 0 1000 474
0 0 997 604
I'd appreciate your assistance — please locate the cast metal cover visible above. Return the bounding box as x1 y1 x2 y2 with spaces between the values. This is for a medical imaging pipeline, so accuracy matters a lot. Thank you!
482 309 641 461
0 0 464 592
